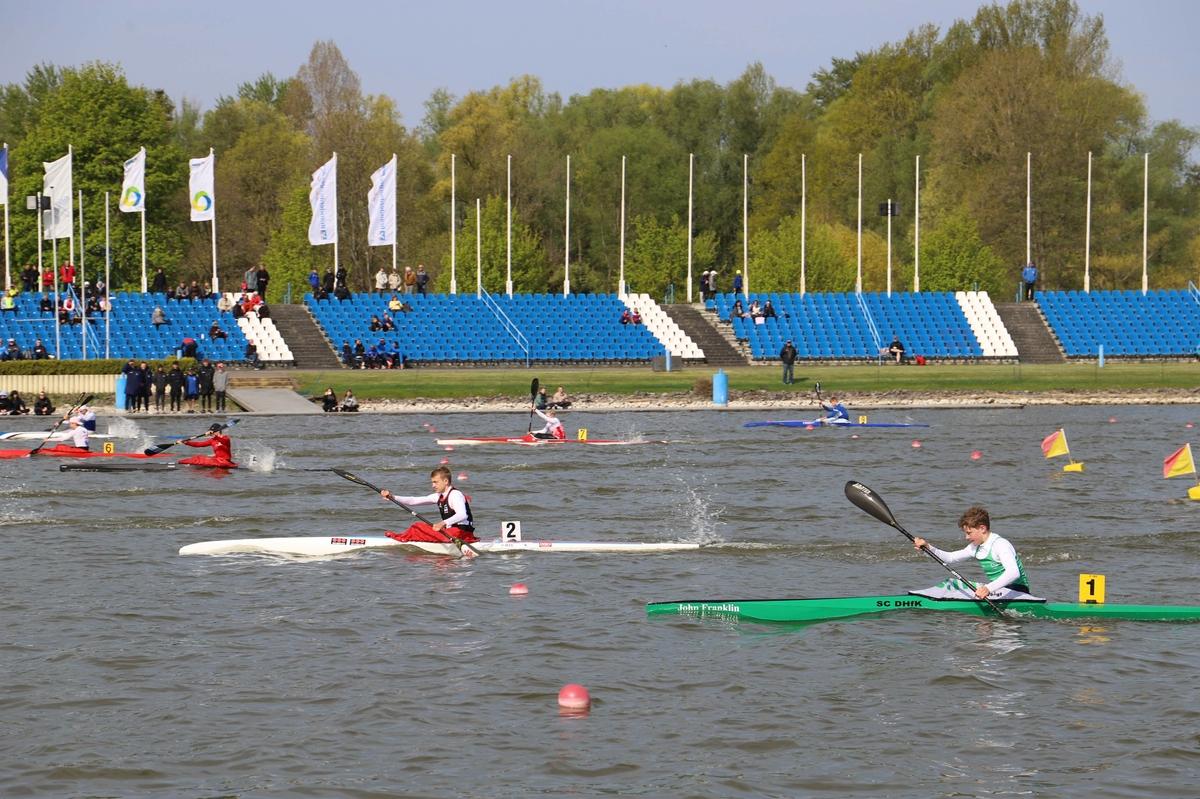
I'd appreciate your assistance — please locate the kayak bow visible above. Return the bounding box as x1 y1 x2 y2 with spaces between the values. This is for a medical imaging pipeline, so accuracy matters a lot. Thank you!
646 595 1200 624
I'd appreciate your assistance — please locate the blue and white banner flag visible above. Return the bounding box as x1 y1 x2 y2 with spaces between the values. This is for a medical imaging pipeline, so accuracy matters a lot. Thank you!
189 150 215 222
367 154 396 247
119 147 146 213
42 150 73 240
0 144 9 206
308 153 338 245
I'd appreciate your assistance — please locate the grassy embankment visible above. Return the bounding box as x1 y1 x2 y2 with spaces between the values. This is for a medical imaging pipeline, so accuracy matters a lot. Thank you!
292 361 1200 401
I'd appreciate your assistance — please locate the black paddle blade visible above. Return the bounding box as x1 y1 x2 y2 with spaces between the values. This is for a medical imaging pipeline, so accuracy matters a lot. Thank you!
530 378 539 401
844 481 901 529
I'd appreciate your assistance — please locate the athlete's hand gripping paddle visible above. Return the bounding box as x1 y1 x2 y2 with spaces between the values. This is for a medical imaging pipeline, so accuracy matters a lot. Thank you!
844 480 1010 619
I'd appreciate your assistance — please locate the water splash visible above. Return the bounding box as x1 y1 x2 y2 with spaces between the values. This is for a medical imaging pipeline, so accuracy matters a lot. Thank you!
239 443 276 473
668 472 727 544
105 417 142 439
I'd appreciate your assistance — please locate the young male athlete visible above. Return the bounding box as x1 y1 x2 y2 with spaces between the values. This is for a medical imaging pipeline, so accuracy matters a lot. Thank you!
818 394 850 425
530 407 566 440
179 423 238 468
380 466 478 543
911 506 1036 601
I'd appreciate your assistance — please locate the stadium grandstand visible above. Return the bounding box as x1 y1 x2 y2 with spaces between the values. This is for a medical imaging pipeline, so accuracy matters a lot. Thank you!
1037 289 1200 358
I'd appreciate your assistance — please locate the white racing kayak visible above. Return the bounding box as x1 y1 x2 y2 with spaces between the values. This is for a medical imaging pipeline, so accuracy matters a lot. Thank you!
0 430 119 441
436 435 667 447
180 535 706 557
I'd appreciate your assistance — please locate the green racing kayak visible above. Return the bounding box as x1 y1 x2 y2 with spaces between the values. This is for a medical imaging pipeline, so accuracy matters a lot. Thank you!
646 595 1200 624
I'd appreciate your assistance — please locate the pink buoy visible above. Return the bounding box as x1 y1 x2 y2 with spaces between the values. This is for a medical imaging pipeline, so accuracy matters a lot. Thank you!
1187 422 1195 429
428 427 437 433
1108 417 1117 424
509 582 529 596
457 472 468 481
850 434 859 440
557 683 591 710
970 450 982 460
439 457 449 465
444 446 454 452
911 440 922 448
805 424 815 431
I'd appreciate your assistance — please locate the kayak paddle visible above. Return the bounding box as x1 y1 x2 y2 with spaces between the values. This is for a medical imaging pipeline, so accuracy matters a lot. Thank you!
332 468 481 559
29 393 93 456
527 377 539 432
843 480 1010 619
143 418 239 456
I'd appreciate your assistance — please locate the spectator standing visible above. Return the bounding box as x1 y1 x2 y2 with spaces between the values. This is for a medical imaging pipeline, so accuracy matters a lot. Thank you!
41 268 53 292
779 339 798 385
416 265 429 296
732 270 743 295
198 359 216 413
150 268 167 293
388 267 401 293
308 269 320 294
60 260 76 288
213 362 230 412
124 365 143 413
243 267 257 293
256 266 271 297
22 264 38 293
403 266 417 295
166 363 185 412
1021 262 1038 301
375 268 388 294
152 365 168 412
184 368 200 413
138 362 153 412
322 269 335 293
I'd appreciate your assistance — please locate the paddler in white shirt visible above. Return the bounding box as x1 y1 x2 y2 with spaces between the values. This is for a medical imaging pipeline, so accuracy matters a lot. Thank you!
68 404 98 432
64 418 90 451
380 466 478 544
910 506 1037 601
531 407 566 440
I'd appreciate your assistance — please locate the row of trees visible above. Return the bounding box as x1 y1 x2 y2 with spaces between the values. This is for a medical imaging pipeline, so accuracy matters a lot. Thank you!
1 0 1196 304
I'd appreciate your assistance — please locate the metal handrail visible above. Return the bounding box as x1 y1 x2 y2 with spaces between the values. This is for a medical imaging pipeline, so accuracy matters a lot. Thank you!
479 287 531 366
855 292 883 362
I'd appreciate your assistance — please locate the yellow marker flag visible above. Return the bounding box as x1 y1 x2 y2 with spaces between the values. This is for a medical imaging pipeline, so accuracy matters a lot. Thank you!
1041 429 1070 459
1163 444 1195 479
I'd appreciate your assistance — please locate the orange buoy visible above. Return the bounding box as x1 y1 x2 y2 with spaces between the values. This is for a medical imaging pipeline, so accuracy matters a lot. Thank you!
557 683 591 710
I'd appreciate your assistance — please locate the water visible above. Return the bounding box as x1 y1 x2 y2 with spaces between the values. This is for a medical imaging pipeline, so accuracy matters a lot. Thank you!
4 405 1200 797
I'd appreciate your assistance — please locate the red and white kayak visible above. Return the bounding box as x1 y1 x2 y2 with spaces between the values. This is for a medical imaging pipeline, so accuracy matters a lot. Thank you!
0 430 118 441
435 434 667 447
0 445 173 460
180 535 705 557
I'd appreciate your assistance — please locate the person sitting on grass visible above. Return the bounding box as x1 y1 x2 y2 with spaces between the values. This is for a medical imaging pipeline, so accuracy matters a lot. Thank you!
321 387 338 412
340 389 359 412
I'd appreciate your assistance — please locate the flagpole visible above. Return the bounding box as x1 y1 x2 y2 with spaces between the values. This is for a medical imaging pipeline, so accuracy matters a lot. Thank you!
686 152 694 303
390 153 397 274
563 155 571 297
210 148 218 294
913 154 920 293
506 154 512 297
332 151 339 277
79 190 86 360
52 234 60 359
105 191 111 359
475 197 482 298
449 153 456 295
800 153 807 295
2 143 9 292
618 154 626 297
743 153 749 298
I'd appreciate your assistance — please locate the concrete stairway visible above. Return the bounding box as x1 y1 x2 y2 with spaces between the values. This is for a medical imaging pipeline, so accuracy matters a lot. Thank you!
662 304 749 367
270 304 343 369
993 302 1066 363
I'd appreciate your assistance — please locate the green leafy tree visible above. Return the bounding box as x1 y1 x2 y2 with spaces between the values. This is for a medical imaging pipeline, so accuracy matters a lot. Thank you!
623 214 717 299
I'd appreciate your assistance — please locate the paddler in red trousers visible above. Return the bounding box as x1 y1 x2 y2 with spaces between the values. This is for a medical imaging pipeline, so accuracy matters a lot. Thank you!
380 465 478 543
179 423 238 468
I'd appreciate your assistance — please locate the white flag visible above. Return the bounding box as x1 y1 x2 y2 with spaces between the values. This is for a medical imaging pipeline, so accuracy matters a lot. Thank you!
0 144 9 206
308 153 338 245
189 150 215 222
119 147 146 213
367 154 396 247
42 150 72 240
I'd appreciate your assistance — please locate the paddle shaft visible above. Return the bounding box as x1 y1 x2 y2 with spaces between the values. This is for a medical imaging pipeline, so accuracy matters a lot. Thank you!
332 468 481 558
30 393 93 455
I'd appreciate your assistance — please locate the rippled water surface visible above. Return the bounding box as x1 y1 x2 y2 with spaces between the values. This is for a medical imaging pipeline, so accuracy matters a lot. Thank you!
4 404 1200 798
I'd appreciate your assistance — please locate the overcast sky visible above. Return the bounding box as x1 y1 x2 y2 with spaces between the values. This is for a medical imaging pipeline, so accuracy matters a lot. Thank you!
3 0 1196 134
